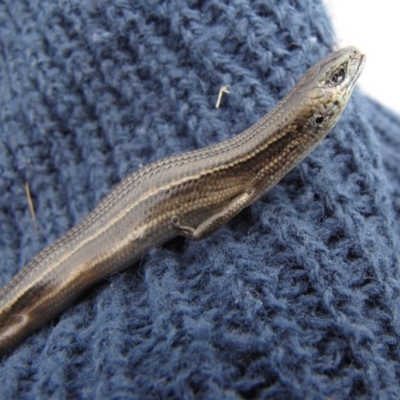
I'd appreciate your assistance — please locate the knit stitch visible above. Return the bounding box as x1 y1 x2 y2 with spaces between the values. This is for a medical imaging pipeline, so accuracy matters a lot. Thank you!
0 0 399 398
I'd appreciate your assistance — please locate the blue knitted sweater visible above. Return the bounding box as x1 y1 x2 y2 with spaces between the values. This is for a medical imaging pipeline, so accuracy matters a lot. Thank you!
1 0 400 398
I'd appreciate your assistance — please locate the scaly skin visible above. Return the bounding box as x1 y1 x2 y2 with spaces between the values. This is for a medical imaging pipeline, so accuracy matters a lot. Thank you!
0 46 366 356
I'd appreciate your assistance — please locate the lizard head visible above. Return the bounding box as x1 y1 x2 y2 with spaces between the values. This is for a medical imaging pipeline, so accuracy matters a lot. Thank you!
295 46 366 134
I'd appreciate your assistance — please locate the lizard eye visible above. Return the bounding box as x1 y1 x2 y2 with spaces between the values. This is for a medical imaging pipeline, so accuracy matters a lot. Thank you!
329 65 346 86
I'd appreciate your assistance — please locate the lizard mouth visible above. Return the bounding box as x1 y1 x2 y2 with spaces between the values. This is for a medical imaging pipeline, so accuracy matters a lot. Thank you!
355 52 366 79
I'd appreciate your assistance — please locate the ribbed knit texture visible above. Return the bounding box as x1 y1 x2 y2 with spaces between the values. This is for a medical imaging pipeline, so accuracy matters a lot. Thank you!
0 0 399 398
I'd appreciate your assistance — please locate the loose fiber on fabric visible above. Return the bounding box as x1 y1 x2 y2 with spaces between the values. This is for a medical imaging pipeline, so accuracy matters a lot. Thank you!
0 0 399 398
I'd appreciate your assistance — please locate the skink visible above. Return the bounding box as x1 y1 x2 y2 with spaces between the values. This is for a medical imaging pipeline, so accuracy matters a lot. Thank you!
0 46 366 355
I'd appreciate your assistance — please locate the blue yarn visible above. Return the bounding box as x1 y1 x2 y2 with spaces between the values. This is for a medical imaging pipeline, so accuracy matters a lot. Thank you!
0 0 399 398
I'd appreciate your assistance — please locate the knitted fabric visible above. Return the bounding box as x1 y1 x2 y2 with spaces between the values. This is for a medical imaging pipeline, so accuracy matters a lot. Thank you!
1 0 400 398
